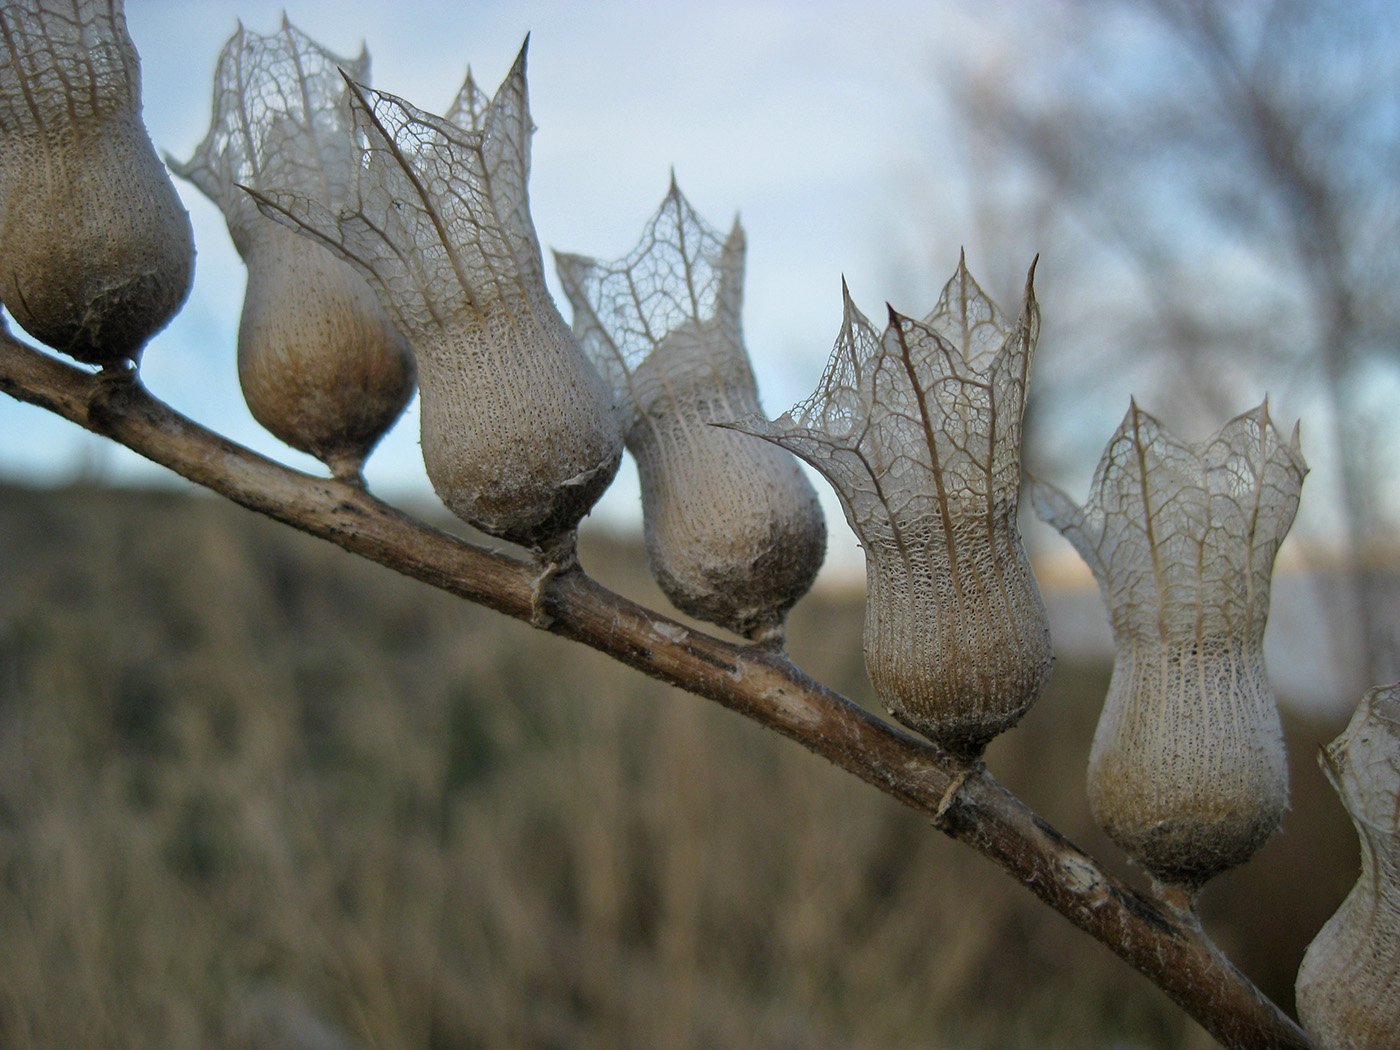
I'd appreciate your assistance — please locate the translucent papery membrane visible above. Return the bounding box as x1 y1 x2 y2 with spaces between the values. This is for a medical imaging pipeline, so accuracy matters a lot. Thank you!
927 257 1014 367
172 19 368 235
1324 683 1400 843
776 287 884 445
253 44 542 339
0 0 139 132
444 69 489 132
1037 401 1305 644
740 270 1035 545
556 180 753 420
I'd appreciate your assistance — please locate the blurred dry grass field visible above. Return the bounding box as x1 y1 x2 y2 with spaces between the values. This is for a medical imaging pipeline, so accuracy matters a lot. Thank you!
0 482 1359 1049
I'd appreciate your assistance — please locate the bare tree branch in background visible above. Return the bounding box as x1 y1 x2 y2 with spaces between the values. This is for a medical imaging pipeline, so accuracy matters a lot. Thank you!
935 0 1400 693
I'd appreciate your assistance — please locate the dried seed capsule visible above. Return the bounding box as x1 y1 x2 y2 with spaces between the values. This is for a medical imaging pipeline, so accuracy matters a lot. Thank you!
1296 682 1400 1050
0 0 193 367
732 257 1050 759
170 21 415 482
556 182 825 640
1033 401 1305 890
251 43 621 548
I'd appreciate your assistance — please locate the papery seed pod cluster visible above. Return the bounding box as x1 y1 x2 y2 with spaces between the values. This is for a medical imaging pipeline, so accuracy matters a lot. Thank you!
732 257 1051 759
1296 682 1400 1050
1033 402 1305 889
556 181 825 641
0 0 193 367
171 19 415 482
252 43 621 550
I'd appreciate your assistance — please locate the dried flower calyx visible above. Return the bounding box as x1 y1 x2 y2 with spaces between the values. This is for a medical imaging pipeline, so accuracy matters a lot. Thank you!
0 0 194 367
251 41 621 550
1033 401 1305 890
556 180 825 640
171 19 415 482
732 256 1050 758
1296 682 1400 1050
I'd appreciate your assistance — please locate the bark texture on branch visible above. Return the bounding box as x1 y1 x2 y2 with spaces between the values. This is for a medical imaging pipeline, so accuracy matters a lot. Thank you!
0 332 1314 1050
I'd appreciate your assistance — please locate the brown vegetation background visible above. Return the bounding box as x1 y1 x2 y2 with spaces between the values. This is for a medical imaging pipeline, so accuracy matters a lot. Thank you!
0 481 1358 1049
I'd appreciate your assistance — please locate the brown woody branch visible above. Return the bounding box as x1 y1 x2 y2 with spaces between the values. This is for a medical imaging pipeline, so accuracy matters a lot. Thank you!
0 331 1314 1050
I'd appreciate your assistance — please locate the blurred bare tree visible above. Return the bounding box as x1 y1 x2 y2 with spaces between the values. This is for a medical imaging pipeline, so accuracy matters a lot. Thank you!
921 0 1400 694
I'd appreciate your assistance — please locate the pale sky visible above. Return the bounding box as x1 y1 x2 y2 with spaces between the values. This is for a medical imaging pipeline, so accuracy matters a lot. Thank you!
0 1 1028 574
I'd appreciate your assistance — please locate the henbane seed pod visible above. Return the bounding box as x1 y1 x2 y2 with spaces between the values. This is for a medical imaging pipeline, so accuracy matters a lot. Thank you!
732 257 1051 759
1296 682 1400 1050
251 42 621 549
171 21 415 482
1033 401 1305 890
0 0 193 367
556 181 825 641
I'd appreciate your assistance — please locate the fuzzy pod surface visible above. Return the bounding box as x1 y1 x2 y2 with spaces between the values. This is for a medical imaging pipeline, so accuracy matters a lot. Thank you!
733 257 1051 759
0 0 194 367
233 226 416 479
1296 682 1400 1050
1033 401 1305 889
557 182 825 639
171 20 415 481
251 43 621 547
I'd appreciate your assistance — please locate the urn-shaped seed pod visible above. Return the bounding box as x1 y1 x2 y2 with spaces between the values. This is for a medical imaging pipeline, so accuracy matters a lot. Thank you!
1296 683 1400 1050
731 257 1051 759
1032 401 1305 890
170 20 415 482
251 42 621 549
555 181 826 641
0 0 194 367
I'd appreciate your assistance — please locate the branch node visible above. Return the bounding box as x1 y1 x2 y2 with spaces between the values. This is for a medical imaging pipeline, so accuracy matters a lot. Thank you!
933 761 982 829
745 620 787 650
88 361 140 424
528 531 580 629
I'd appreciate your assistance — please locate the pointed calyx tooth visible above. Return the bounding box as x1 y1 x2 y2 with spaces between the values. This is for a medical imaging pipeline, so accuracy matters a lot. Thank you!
731 256 1050 758
250 40 621 547
0 0 193 367
1032 401 1306 890
555 180 825 640
1296 683 1400 1050
171 20 415 482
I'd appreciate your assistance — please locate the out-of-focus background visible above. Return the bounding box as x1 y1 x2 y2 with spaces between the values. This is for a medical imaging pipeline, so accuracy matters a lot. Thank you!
2 0 1398 1046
